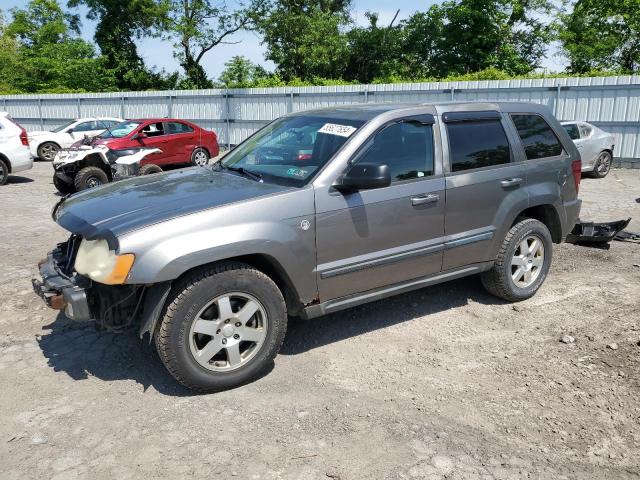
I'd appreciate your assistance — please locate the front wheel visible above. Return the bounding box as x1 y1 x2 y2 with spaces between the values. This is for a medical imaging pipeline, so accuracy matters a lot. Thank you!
74 166 109 191
154 263 287 392
191 147 209 167
481 218 553 302
591 151 612 178
53 175 75 194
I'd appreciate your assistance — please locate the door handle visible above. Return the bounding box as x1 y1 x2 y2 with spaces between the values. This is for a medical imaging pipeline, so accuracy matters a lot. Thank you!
500 177 523 188
411 193 440 206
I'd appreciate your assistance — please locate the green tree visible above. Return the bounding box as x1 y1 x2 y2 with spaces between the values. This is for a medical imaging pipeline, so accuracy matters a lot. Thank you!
344 11 406 83
401 0 555 78
164 0 268 89
258 0 351 81
6 0 117 92
560 0 640 73
218 55 269 87
68 0 170 90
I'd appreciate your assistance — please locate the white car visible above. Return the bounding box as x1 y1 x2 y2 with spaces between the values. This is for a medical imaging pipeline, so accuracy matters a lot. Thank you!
28 117 123 161
561 121 616 178
0 112 33 186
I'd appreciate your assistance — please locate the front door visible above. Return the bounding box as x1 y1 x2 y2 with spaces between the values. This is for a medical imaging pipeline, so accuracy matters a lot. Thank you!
137 122 170 165
315 118 445 301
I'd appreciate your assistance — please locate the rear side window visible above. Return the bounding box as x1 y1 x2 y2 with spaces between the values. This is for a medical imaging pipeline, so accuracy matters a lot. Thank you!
166 122 194 134
447 120 511 172
356 121 435 182
511 114 563 159
563 124 580 140
579 124 592 138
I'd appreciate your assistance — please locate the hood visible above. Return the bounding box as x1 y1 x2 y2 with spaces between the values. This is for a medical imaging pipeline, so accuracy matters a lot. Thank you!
55 167 292 243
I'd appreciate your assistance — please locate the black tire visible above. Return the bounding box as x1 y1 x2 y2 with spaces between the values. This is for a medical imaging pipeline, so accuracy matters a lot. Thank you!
53 175 75 194
190 147 209 166
591 150 612 178
0 158 8 186
154 262 287 392
139 164 162 175
74 166 109 191
481 218 553 302
37 142 60 161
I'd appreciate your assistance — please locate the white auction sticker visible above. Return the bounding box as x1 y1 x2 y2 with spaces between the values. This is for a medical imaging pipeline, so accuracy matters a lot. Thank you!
318 123 357 138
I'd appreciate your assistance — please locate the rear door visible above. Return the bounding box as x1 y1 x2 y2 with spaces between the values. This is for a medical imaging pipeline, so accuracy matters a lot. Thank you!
163 121 197 163
315 115 445 301
441 111 528 270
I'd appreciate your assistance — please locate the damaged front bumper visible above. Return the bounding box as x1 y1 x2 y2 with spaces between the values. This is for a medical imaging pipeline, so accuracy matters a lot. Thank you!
32 243 92 321
566 218 632 246
32 237 171 335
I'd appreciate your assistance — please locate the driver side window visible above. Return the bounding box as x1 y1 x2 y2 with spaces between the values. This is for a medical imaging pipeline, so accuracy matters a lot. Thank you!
355 121 435 182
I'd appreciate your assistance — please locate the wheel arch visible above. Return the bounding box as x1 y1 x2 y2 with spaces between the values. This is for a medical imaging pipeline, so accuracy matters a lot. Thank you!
0 152 11 173
173 253 306 317
512 204 563 244
79 154 113 180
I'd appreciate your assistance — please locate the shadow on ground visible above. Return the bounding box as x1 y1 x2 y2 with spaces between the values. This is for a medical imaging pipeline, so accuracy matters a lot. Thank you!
281 275 504 355
7 175 34 184
36 274 501 394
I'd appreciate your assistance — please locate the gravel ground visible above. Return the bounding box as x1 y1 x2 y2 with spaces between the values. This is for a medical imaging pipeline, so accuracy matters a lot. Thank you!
1 163 639 480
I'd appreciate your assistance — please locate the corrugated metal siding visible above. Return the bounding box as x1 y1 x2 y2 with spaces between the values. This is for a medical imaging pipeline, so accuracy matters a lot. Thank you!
1 75 639 158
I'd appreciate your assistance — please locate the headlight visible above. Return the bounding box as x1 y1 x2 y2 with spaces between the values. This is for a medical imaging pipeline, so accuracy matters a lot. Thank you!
74 238 135 285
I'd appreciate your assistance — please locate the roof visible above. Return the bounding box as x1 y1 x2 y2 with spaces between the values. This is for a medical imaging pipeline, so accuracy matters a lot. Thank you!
291 101 551 121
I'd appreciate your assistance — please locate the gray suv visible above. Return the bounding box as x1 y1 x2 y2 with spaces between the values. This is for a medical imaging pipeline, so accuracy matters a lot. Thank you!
33 102 582 391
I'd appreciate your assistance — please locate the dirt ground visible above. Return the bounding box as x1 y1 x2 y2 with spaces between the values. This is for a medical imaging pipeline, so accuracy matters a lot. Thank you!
0 163 639 480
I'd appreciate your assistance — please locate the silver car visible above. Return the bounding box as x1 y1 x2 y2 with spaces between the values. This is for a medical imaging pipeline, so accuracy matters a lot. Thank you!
561 121 615 178
33 102 582 392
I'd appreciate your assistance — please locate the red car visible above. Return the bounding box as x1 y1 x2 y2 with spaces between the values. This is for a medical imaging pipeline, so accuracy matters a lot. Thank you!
95 118 219 167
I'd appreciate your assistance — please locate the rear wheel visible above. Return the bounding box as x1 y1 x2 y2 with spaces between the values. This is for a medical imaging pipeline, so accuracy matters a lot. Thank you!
191 147 209 167
591 151 612 178
481 218 552 302
37 142 60 162
53 175 75 194
0 158 8 186
154 263 287 392
139 164 162 175
74 166 109 191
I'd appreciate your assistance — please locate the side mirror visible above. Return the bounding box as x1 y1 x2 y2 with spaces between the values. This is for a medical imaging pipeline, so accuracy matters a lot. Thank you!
134 132 147 140
335 163 391 192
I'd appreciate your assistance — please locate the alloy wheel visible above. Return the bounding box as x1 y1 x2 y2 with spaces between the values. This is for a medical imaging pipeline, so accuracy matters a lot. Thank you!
86 177 102 188
194 150 208 166
189 292 268 372
510 235 545 288
40 144 59 161
596 152 611 176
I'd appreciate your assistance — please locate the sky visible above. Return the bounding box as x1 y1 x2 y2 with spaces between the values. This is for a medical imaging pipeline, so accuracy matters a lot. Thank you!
2 0 564 79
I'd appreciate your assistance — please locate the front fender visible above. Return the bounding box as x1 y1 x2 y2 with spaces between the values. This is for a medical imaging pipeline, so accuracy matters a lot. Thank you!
118 191 318 304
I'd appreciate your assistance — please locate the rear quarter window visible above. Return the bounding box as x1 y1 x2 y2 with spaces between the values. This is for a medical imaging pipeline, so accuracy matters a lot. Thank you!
447 120 511 172
511 114 564 160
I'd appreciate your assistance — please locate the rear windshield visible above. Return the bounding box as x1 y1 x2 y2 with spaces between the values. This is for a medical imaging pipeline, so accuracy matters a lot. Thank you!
221 115 365 187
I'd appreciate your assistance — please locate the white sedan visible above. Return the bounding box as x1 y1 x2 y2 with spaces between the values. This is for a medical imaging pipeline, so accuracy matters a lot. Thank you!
561 121 615 178
28 117 123 161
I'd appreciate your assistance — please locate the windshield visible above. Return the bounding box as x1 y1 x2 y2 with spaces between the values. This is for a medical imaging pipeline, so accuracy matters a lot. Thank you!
221 115 364 187
52 120 76 133
99 121 140 139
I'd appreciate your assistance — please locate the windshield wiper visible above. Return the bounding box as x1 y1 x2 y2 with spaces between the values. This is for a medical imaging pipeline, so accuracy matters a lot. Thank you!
213 160 263 182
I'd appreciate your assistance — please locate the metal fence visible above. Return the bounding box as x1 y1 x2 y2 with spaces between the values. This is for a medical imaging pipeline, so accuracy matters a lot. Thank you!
2 75 640 163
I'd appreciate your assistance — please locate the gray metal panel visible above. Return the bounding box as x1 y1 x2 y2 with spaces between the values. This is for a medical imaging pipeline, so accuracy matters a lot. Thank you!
1 75 639 157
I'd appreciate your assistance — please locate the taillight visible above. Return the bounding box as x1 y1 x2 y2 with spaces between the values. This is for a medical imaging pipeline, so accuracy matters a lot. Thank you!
20 128 29 146
571 159 582 195
297 153 312 161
